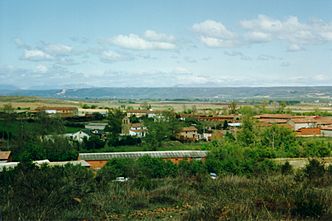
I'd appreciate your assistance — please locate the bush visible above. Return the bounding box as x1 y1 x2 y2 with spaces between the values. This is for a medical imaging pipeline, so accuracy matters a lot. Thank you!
281 161 293 175
304 159 325 180
292 188 327 218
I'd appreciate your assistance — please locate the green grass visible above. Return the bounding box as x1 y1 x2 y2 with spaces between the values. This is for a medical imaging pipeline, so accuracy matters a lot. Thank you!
64 126 82 133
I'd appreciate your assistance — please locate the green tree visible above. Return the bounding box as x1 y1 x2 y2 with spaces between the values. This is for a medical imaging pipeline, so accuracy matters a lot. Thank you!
228 101 237 114
144 111 181 149
260 125 297 150
37 112 65 135
105 108 125 136
237 116 258 147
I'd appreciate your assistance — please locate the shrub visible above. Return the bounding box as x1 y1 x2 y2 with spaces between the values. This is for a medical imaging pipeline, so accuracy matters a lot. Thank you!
304 159 325 180
281 161 293 175
292 188 327 218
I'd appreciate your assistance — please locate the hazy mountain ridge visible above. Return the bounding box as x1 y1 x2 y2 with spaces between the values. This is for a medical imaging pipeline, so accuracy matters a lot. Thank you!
0 86 331 101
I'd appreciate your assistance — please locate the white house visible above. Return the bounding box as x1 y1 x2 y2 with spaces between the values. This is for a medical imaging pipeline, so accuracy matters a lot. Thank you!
287 118 317 131
66 130 91 143
128 123 147 138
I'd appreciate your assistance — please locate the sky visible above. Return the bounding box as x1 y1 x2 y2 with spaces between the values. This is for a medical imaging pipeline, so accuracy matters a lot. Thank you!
0 0 332 89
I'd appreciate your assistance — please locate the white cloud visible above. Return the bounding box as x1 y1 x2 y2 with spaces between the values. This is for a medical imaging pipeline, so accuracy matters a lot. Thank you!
193 20 234 38
241 15 332 50
240 15 283 32
200 36 235 48
246 31 272 43
288 44 303 52
45 44 72 56
23 49 52 61
100 50 124 62
192 20 236 48
35 64 48 73
111 33 176 50
144 30 175 42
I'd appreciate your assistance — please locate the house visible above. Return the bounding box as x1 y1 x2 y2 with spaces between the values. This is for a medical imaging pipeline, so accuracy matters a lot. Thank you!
78 150 208 169
321 126 332 137
296 128 321 137
177 126 199 142
67 130 91 143
287 118 317 131
36 106 78 117
128 123 147 138
0 151 11 162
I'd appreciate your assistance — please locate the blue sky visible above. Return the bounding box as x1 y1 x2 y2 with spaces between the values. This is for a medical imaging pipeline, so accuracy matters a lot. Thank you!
0 0 331 89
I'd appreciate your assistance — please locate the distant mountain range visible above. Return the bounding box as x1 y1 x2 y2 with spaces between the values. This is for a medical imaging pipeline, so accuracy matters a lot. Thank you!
0 86 332 101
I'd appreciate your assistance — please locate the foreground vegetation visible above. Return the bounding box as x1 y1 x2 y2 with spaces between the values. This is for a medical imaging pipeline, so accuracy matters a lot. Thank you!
1 158 332 220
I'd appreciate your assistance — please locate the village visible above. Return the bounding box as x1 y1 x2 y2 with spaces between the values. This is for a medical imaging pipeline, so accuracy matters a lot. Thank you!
1 102 332 170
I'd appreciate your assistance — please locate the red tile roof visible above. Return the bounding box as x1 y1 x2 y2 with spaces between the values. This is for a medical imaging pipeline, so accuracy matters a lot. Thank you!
255 114 292 119
296 128 321 136
290 118 317 123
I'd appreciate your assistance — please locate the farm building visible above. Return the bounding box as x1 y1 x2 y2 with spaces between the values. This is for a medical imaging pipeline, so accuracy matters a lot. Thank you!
78 150 208 170
287 118 317 131
177 126 199 141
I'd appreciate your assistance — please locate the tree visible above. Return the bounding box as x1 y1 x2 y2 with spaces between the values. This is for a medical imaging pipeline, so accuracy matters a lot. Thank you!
222 120 229 130
83 135 105 150
228 101 237 114
140 102 151 110
144 111 181 149
239 106 256 116
237 116 258 147
2 103 14 113
36 112 65 135
304 159 325 180
260 125 296 150
105 108 125 137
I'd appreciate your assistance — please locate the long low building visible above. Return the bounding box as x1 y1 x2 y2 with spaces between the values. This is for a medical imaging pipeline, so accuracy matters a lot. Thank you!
79 150 208 169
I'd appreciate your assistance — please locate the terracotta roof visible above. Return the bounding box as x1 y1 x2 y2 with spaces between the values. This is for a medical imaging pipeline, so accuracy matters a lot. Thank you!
256 114 292 119
296 128 321 136
321 126 332 131
0 151 11 160
181 126 198 132
315 117 332 125
290 118 317 123
258 119 288 124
